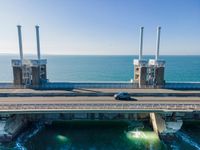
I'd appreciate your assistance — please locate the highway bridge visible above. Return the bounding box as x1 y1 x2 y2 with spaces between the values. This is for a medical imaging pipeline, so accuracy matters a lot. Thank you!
1 25 200 141
0 88 200 114
1 87 199 141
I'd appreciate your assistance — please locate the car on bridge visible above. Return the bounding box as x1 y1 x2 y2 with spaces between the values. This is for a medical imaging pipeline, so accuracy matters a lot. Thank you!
114 92 131 100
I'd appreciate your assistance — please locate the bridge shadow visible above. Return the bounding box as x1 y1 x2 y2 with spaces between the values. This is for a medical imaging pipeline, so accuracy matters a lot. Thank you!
116 97 138 101
30 87 105 95
73 88 104 94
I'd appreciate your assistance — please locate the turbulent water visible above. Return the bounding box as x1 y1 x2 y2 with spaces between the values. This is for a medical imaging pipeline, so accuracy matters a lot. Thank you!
0 55 200 150
1 121 200 150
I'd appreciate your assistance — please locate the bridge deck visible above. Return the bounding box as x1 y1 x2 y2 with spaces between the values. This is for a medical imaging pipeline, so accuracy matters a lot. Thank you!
0 88 200 97
0 95 200 113
0 88 199 113
1 88 200 93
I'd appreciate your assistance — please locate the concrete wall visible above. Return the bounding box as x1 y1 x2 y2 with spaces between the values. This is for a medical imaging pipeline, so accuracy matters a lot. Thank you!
140 67 147 85
40 65 47 82
13 67 22 85
31 67 40 86
150 113 166 135
134 65 147 86
31 65 47 86
155 67 165 85
134 65 139 81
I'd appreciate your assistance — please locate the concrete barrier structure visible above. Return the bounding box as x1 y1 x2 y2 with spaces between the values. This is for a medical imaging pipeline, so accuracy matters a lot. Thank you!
133 27 148 87
12 25 47 87
150 113 183 135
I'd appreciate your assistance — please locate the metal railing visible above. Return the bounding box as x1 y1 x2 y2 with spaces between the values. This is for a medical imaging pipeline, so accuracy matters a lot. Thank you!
40 82 138 89
165 82 200 90
0 103 199 113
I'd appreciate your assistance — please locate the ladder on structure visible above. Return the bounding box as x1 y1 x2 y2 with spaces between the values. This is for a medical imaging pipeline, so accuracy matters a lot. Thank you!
22 64 32 86
147 66 156 86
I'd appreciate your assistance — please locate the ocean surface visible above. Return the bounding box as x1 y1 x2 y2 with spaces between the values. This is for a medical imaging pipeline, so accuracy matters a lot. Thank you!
0 55 200 82
0 55 200 150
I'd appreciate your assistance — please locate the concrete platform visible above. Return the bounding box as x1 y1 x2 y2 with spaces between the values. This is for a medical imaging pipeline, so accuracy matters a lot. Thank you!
0 88 199 113
0 96 199 113
0 88 200 97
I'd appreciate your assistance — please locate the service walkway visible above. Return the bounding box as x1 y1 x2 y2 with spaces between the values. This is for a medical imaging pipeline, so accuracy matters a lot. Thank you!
1 88 200 97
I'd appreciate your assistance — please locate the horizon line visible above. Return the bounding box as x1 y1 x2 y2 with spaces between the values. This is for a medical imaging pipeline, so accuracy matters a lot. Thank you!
0 52 200 56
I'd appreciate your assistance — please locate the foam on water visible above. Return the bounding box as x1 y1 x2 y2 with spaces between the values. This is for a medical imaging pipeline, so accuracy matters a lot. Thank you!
15 122 44 150
125 125 162 150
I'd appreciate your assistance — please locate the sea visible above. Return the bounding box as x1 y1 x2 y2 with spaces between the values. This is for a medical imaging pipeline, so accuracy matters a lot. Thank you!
0 54 200 150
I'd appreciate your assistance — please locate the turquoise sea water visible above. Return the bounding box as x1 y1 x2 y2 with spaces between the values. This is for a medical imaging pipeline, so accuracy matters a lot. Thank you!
0 55 200 82
0 55 200 150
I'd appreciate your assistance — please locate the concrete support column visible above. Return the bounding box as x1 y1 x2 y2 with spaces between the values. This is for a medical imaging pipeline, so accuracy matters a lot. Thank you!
17 25 23 62
150 113 166 135
35 25 41 61
139 27 144 60
13 67 23 85
156 26 161 60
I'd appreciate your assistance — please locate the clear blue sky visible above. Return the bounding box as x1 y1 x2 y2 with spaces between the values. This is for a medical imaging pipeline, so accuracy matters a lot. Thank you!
0 0 199 55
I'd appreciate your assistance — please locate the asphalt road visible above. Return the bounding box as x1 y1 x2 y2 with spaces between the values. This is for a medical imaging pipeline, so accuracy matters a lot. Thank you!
1 88 200 94
0 96 200 104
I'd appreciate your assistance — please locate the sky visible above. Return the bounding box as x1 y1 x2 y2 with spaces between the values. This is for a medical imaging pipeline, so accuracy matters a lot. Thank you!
0 0 199 56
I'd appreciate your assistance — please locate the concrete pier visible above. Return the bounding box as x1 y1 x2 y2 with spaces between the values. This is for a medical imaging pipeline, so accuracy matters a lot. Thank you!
133 27 148 87
12 25 47 87
150 113 183 135
150 113 166 135
0 115 27 142
12 66 23 85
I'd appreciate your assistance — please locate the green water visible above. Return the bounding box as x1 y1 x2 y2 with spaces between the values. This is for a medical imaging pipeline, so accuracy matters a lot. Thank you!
1 121 200 150
24 121 166 150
